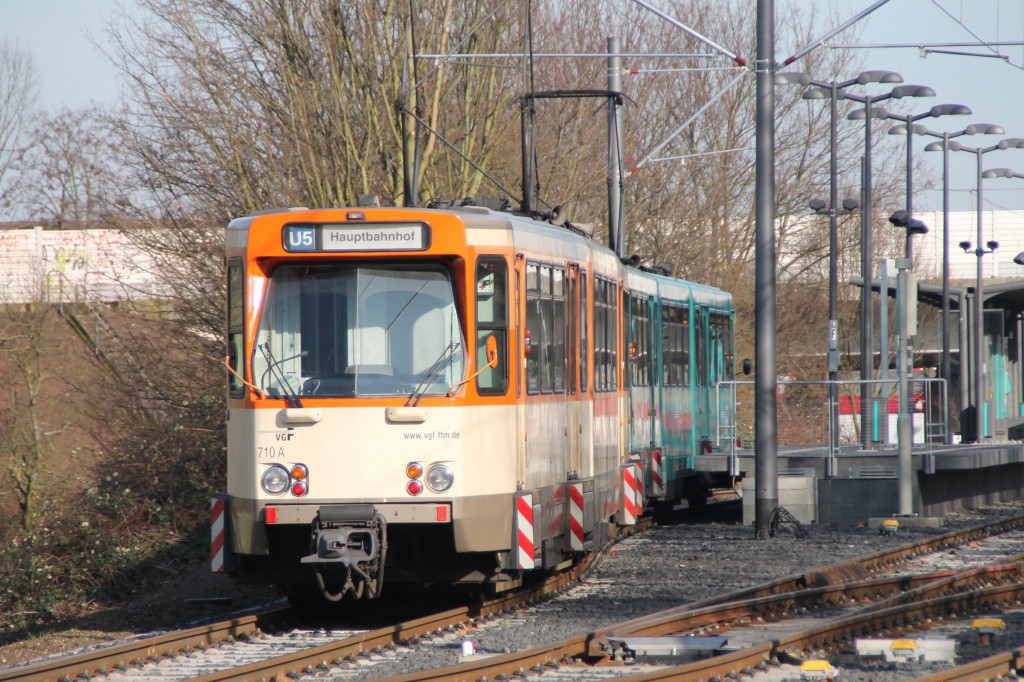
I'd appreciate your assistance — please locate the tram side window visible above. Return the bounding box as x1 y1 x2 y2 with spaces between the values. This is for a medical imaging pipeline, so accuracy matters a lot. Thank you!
594 280 605 390
695 310 706 386
681 311 690 386
709 314 720 386
227 259 244 397
475 257 508 394
539 265 554 393
724 314 735 380
595 277 618 392
661 305 677 387
609 281 618 391
710 312 732 385
552 268 566 392
526 262 541 394
630 295 650 387
580 272 588 392
661 304 690 387
525 262 566 395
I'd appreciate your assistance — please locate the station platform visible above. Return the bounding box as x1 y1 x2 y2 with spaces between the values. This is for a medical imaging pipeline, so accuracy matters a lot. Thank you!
694 442 1024 526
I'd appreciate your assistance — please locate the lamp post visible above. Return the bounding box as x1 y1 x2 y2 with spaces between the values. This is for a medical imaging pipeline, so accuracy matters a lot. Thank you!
846 83 936 449
888 123 1003 442
886 104 971 260
930 139 1024 443
777 70 905 453
887 212 928 516
810 196 858 466
776 70 937 450
925 138 1024 441
883 104 968 457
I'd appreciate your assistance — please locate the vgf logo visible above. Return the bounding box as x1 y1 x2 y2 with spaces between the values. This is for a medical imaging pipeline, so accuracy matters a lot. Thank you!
286 226 316 251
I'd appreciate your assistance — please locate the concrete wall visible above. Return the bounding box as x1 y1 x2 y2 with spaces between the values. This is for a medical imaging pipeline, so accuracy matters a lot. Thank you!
816 479 901 525
742 475 817 525
918 464 1024 516
0 227 160 304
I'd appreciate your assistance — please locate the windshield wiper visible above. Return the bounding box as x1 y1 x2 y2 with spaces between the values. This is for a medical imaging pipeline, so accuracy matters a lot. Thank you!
406 340 461 407
259 341 305 409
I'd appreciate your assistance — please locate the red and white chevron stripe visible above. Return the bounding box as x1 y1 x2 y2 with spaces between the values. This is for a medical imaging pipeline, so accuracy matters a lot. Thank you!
651 449 664 497
569 483 585 551
211 497 226 573
516 494 537 569
619 464 642 525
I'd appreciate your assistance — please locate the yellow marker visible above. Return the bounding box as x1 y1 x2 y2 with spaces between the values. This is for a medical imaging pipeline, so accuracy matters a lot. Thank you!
973 618 1006 632
800 659 839 680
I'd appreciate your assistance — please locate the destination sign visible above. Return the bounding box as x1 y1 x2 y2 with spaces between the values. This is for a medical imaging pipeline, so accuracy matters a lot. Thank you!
283 223 430 252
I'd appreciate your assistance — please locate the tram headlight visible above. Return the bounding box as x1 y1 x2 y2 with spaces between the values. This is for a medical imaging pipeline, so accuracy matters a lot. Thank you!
261 465 290 495
425 464 454 493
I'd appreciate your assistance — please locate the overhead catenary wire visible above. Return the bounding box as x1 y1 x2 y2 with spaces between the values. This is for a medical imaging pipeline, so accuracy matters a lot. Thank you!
783 0 893 65
406 0 515 95
414 52 718 60
629 0 747 66
624 66 742 75
625 70 748 177
651 146 752 164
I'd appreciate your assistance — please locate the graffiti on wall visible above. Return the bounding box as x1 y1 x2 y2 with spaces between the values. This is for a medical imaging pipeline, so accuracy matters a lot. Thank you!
0 227 160 304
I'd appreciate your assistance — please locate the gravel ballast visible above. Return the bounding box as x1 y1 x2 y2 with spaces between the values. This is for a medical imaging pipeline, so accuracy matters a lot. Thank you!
3 499 1023 681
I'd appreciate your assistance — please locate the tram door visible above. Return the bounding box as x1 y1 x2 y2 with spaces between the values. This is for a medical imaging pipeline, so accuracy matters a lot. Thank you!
628 295 656 456
567 264 582 478
695 305 710 447
515 255 526 485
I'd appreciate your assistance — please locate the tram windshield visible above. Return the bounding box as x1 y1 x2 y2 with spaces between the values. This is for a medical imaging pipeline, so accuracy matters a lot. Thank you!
253 263 465 398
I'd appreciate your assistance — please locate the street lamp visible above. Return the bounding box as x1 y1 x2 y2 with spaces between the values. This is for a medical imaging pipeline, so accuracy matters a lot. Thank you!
894 124 1003 439
983 167 1024 181
774 69 907 451
886 104 971 260
886 213 929 516
809 196 859 464
926 137 1024 441
846 83 936 448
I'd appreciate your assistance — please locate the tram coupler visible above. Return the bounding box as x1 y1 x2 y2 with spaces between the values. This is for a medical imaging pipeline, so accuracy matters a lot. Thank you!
301 504 382 567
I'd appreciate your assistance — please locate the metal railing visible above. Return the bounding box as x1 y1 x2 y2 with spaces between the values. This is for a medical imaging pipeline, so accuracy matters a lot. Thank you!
715 376 949 464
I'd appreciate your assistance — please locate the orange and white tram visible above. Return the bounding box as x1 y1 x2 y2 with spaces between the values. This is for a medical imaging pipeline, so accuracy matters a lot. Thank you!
214 204 737 603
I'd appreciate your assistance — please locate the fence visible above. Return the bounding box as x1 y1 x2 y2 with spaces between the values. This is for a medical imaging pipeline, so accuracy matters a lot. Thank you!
716 376 950 457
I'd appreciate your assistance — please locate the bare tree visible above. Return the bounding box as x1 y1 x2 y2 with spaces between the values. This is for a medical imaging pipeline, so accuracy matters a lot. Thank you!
0 40 39 217
99 0 914 418
109 0 523 219
15 107 124 228
0 305 67 528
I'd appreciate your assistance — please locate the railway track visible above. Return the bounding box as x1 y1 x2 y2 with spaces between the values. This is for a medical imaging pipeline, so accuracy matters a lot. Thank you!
361 537 1024 682
2 513 1023 682
0 520 624 682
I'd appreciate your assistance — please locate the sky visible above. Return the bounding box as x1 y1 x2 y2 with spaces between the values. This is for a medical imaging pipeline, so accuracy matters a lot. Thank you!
785 0 1024 213
2 0 1023 213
